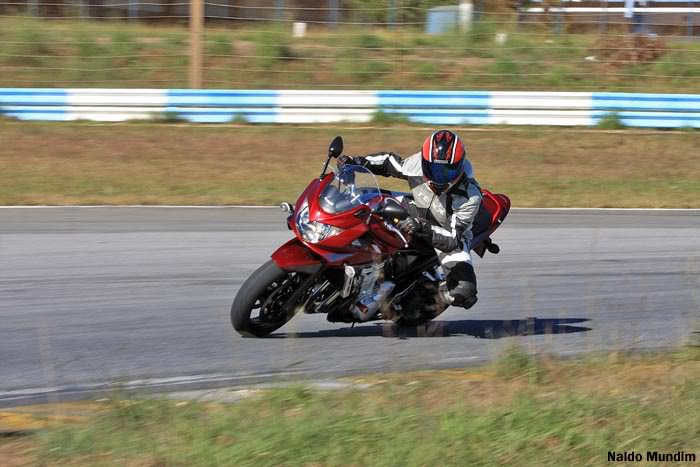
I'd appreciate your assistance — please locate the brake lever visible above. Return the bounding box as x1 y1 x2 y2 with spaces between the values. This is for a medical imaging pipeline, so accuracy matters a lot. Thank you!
385 222 409 248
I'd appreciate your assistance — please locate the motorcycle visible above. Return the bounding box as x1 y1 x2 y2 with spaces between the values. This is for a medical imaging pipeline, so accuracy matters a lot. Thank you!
231 136 510 337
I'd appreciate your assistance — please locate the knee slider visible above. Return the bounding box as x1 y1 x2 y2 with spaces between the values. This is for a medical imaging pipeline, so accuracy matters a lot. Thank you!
451 291 478 309
451 281 477 299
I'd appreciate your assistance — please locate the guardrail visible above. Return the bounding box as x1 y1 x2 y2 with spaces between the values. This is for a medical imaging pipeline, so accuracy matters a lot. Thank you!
1 89 699 128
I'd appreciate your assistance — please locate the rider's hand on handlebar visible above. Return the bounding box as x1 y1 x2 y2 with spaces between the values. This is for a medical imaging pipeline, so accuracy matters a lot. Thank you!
336 155 355 169
398 217 431 238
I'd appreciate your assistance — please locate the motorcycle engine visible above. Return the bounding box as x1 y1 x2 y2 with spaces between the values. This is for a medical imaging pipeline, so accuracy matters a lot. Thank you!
347 262 395 322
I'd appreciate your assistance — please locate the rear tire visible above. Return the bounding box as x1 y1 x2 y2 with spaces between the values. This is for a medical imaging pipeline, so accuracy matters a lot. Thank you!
231 260 304 338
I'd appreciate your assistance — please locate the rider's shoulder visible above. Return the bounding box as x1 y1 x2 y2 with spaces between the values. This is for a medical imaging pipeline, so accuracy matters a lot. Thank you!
463 159 475 179
402 153 423 176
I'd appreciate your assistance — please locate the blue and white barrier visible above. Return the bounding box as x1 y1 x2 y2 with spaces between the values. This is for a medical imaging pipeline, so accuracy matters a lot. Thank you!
1 89 700 128
592 93 700 128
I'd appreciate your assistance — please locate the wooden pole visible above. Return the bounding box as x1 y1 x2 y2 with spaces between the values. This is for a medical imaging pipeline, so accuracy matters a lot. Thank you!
189 0 204 89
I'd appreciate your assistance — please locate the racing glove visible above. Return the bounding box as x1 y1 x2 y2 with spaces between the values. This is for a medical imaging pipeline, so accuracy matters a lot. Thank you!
336 155 356 169
398 217 431 238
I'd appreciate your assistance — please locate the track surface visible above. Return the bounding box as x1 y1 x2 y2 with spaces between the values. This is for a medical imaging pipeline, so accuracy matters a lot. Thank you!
1 207 699 406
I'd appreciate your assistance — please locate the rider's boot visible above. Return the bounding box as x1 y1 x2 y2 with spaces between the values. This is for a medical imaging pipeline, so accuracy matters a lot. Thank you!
436 281 478 310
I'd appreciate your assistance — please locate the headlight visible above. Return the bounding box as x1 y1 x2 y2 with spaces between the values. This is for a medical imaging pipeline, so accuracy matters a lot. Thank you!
296 204 343 243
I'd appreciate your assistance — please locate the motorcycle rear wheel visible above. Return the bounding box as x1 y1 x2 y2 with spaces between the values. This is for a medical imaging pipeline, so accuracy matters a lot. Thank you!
231 260 305 338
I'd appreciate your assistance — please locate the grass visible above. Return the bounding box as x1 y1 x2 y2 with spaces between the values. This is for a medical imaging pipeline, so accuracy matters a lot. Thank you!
596 112 625 130
371 109 412 125
1 122 700 206
150 110 186 123
4 17 700 91
3 348 700 466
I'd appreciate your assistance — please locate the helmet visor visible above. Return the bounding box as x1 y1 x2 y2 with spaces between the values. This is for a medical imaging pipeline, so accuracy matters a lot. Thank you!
423 161 463 186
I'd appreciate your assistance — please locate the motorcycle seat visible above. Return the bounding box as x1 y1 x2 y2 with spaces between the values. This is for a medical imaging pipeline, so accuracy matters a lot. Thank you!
471 204 493 239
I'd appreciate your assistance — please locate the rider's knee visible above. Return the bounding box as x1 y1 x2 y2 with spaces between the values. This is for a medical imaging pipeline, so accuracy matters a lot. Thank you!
452 292 478 310
446 262 477 309
447 263 477 290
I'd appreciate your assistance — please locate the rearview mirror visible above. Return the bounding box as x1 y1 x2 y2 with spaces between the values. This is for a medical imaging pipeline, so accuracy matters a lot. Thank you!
377 198 409 221
328 136 343 159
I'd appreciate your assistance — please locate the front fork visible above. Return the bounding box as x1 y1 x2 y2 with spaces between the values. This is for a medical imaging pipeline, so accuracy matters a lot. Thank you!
277 266 327 317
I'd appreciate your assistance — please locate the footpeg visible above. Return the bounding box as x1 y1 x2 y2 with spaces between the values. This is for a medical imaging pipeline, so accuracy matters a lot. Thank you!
487 241 500 254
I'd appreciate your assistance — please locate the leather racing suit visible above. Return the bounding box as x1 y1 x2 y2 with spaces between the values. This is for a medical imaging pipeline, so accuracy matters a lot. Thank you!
353 151 483 309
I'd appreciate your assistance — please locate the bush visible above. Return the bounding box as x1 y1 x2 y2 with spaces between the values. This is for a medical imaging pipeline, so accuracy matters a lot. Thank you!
230 114 249 124
654 51 700 78
414 61 439 82
371 110 411 125
109 31 143 67
355 34 384 50
9 23 54 65
254 29 297 69
597 112 625 130
151 110 186 123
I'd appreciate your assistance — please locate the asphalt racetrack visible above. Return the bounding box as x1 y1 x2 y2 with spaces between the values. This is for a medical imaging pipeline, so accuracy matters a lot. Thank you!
1 207 699 406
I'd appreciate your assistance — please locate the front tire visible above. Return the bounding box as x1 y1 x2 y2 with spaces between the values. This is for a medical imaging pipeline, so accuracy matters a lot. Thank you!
231 260 305 338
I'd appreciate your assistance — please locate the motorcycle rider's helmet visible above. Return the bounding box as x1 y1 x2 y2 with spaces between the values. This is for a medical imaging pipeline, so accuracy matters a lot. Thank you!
421 130 466 194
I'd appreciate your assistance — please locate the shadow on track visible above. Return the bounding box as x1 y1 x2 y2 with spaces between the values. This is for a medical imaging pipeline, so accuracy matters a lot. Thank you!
273 317 592 339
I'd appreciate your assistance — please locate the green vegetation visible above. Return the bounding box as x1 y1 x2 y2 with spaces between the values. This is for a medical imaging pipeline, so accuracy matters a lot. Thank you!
355 33 385 50
1 122 700 206
596 112 625 130
3 17 700 91
3 349 697 466
229 114 249 124
494 344 544 381
253 28 297 70
206 34 233 57
150 110 186 123
371 109 412 125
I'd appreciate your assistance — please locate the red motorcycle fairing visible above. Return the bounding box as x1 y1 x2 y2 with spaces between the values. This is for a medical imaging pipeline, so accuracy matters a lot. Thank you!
482 189 511 227
272 235 385 272
271 238 323 274
274 173 389 272
292 173 405 255
471 189 511 257
275 170 511 273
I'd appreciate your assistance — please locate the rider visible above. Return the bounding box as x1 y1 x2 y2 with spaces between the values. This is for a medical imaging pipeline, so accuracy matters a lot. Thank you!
338 129 482 310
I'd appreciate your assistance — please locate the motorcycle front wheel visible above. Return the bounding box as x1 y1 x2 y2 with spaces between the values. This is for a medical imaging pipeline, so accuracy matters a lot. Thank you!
231 260 306 338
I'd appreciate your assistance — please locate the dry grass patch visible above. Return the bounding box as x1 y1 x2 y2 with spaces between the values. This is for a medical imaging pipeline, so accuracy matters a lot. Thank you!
0 439 36 467
1 123 700 206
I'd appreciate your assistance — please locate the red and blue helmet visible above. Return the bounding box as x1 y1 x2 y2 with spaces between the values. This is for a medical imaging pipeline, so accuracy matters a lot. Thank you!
421 130 466 194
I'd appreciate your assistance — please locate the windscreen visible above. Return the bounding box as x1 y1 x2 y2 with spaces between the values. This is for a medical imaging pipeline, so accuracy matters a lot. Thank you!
319 165 382 214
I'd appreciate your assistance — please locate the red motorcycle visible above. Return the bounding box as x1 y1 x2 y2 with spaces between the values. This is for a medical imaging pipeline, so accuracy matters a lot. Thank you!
231 137 510 337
